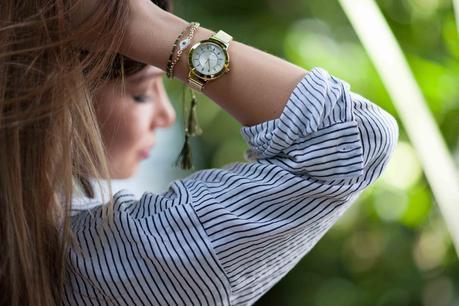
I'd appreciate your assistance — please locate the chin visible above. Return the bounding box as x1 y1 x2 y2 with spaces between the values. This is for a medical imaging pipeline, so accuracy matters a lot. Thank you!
110 164 139 180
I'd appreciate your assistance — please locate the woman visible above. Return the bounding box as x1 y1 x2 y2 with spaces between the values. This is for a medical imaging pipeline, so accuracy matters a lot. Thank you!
0 0 398 305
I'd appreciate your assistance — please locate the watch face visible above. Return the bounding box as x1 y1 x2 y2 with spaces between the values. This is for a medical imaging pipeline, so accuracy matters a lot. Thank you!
190 42 227 77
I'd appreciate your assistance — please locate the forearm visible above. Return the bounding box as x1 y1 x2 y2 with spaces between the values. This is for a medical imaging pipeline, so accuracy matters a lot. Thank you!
121 3 308 126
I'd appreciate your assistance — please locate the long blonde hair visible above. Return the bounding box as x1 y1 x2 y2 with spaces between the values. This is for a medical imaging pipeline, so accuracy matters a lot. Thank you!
0 0 130 304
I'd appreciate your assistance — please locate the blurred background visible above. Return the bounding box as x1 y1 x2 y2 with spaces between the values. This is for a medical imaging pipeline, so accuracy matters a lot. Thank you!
111 0 459 305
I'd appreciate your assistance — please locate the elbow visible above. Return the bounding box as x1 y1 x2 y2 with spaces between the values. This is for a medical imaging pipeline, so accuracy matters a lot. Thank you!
354 96 399 186
375 108 399 168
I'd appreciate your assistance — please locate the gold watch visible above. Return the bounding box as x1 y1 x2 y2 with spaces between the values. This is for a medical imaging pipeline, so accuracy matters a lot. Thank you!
187 30 232 92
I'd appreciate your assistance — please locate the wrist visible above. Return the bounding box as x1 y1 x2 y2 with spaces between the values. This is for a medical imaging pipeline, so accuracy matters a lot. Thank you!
120 5 189 70
152 11 190 71
172 26 216 83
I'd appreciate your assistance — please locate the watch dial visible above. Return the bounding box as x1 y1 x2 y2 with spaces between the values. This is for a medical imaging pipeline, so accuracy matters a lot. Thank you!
191 42 226 76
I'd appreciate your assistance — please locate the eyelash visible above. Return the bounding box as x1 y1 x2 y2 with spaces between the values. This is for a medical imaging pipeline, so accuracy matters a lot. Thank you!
132 94 152 103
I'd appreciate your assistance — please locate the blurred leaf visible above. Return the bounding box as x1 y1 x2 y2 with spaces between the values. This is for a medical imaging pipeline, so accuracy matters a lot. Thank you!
400 183 432 227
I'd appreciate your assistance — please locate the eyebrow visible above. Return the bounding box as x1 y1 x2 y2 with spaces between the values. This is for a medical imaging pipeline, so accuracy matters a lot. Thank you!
127 70 166 83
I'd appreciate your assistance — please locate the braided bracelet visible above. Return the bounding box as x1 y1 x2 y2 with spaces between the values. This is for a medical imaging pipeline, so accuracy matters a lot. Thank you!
166 24 190 78
166 22 200 80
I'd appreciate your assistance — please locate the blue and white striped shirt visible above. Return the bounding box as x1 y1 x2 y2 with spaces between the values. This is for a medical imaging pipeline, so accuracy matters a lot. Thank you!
64 67 398 306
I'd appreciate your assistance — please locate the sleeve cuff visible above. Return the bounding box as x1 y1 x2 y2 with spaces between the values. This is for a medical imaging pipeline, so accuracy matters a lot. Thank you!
240 67 353 160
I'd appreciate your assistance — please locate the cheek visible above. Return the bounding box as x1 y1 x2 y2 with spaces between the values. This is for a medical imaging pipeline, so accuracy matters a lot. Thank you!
105 107 151 160
95 93 153 177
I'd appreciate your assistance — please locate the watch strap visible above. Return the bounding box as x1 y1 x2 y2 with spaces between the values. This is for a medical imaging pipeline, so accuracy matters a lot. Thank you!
188 73 205 92
211 30 233 46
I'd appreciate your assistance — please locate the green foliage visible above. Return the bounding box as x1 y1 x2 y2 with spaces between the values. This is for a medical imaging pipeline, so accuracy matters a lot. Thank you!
165 0 459 304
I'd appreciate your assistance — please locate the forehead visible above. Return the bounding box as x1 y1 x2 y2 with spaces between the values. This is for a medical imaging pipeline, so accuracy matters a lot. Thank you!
126 66 165 84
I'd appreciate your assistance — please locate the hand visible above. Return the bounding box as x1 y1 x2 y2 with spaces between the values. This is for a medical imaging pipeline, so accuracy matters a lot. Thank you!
69 0 171 53
69 0 132 52
70 0 158 30
117 0 189 70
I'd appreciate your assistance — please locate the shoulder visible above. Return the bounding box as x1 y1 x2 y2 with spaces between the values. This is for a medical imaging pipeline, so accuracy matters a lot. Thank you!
66 187 232 305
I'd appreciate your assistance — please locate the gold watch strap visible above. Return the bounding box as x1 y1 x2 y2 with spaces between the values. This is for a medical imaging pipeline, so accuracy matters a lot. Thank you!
188 74 205 92
212 30 233 45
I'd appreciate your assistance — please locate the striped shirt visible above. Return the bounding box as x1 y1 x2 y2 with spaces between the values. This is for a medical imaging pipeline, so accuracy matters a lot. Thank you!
63 67 398 306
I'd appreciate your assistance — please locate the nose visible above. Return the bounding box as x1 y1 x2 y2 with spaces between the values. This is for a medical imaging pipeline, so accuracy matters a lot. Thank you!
151 81 176 129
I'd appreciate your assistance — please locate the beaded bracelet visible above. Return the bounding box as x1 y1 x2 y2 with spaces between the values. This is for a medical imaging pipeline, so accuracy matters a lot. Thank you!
166 22 200 79
166 24 190 78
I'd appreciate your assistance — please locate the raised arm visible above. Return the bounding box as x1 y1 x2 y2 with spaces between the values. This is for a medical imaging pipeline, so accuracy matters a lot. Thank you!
120 0 308 126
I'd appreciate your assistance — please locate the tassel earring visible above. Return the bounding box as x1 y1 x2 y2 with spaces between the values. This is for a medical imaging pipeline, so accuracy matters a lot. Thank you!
175 85 202 170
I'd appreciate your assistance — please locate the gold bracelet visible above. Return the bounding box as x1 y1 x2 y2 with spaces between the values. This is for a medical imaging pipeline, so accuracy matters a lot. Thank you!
167 22 200 80
166 24 191 79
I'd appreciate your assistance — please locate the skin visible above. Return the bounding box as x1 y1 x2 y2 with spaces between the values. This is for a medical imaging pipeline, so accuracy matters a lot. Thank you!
94 65 176 179
120 2 308 126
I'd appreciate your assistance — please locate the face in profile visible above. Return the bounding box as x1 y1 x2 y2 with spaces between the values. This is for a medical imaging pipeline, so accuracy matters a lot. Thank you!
94 65 176 179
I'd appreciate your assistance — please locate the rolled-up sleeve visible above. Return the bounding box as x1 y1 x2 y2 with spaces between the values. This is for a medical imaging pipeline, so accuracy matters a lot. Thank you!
241 67 396 184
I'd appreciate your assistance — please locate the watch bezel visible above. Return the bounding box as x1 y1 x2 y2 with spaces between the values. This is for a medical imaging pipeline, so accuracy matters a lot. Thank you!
188 38 230 81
